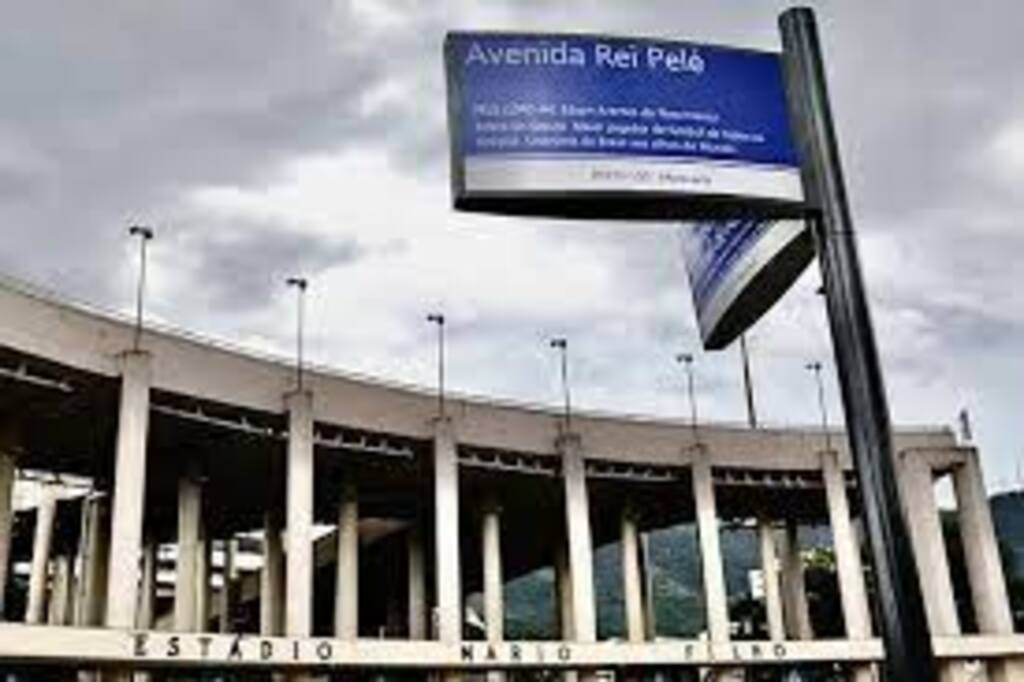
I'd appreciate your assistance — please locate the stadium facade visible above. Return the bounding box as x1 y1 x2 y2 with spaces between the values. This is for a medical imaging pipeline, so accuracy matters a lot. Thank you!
0 274 1020 681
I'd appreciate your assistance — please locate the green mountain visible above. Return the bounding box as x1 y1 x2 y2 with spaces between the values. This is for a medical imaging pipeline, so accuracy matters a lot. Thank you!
503 522 831 640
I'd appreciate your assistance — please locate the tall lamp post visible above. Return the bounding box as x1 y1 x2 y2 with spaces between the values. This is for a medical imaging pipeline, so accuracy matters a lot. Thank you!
675 353 700 447
286 277 308 390
426 313 446 419
805 360 831 454
549 338 571 435
128 225 154 352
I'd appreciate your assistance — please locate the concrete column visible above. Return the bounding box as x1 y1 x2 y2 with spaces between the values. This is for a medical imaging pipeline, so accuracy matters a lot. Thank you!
620 506 645 643
897 458 959 636
261 507 285 636
26 484 58 624
560 434 597 643
756 518 784 642
778 520 813 640
482 495 504 643
76 494 110 626
137 539 157 629
640 532 657 640
553 540 574 640
821 452 875 682
334 480 359 639
174 467 202 631
692 456 729 643
219 538 237 633
952 452 1024 682
47 555 73 625
105 351 152 629
195 521 210 631
407 519 427 640
285 389 314 637
821 452 872 639
898 457 966 682
0 438 16 619
433 417 461 645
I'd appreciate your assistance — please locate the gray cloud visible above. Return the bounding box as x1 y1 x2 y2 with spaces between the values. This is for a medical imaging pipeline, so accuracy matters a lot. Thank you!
1 1 1022 489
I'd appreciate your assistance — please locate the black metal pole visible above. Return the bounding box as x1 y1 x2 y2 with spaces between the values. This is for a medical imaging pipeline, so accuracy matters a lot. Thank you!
739 334 758 428
779 8 937 681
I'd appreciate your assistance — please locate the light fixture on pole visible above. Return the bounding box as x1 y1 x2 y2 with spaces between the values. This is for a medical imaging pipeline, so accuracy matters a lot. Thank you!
805 360 831 453
286 277 308 390
549 338 571 435
128 225 154 352
426 313 446 419
675 352 700 447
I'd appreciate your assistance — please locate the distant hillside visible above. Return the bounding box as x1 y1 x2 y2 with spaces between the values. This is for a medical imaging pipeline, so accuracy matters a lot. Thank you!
502 522 831 639
496 493 1024 639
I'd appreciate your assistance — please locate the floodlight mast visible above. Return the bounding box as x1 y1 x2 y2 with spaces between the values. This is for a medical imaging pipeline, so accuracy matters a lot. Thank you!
549 338 571 434
675 352 700 447
286 277 308 390
128 225 154 352
427 313 446 418
780 7 937 681
805 360 831 453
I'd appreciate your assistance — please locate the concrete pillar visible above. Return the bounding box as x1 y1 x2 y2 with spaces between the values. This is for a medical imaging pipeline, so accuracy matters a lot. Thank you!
560 434 597 643
481 495 505 682
195 521 210 631
897 456 966 682
75 507 107 682
553 539 579 682
105 351 152 629
554 540 574 640
756 518 784 642
334 480 359 639
137 539 157 629
407 519 427 640
174 467 202 631
692 456 729 643
219 538 238 633
433 417 461 645
821 452 872 638
0 438 16 620
47 555 73 625
620 506 645 643
897 458 959 635
821 452 875 682
953 452 1024 682
76 494 110 626
640 532 657 640
26 484 58 624
261 507 285 636
285 389 314 637
482 495 504 643
778 520 813 640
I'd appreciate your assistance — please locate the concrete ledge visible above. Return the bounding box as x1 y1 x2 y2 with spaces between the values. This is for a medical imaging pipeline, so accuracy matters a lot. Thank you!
0 625 892 669
932 634 1024 659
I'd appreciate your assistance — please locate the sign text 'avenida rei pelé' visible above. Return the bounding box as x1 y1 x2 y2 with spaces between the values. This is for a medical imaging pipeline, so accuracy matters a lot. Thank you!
445 32 804 220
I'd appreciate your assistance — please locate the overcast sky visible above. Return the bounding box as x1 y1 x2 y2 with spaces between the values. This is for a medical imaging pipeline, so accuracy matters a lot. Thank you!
2 1 1022 494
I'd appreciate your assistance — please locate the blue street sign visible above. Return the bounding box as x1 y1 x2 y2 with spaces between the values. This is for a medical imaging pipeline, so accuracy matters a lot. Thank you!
445 32 804 220
681 219 812 349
